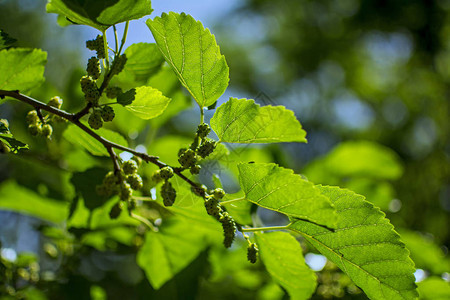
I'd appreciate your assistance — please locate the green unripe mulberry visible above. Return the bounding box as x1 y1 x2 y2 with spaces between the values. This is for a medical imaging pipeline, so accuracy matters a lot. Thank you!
161 181 176 206
80 76 100 105
111 54 127 75
106 86 122 99
190 164 201 175
126 174 143 190
212 188 225 200
178 149 197 168
101 106 115 122
119 182 133 201
48 96 63 109
247 243 258 264
26 111 39 125
28 124 42 136
109 202 122 219
86 35 105 59
41 124 53 138
220 212 236 248
87 56 101 80
204 197 222 220
88 110 103 130
198 139 216 158
159 166 174 180
122 160 138 175
196 123 211 138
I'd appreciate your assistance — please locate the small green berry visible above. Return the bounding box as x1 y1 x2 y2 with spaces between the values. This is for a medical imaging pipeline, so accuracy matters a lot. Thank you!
247 243 258 264
86 35 105 59
26 111 39 125
126 174 143 190
101 105 115 122
197 139 216 158
111 54 127 75
190 164 201 175
80 75 100 105
86 56 101 80
159 166 174 180
220 212 236 248
109 202 122 219
41 124 53 138
205 197 222 220
106 86 122 99
161 181 176 206
178 149 197 168
103 171 118 187
48 96 63 109
213 188 225 200
119 182 133 201
131 156 142 167
28 124 41 136
197 123 211 139
122 160 139 175
151 170 162 183
88 110 103 130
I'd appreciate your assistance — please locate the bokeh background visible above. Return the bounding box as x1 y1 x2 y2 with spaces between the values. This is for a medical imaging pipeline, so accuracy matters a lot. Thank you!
0 0 449 299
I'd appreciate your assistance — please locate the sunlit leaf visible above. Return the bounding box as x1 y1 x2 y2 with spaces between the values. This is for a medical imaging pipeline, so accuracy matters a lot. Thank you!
256 231 317 300
289 186 418 300
118 86 171 120
63 124 127 156
47 0 153 31
0 181 68 223
116 43 164 86
418 277 450 300
147 12 229 108
0 48 47 92
211 98 307 143
238 163 336 228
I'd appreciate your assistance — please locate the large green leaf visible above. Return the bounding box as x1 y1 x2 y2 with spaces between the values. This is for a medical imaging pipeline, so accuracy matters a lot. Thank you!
304 141 404 182
0 181 68 223
46 0 153 31
256 232 317 300
115 43 164 86
211 98 307 143
63 124 127 156
118 86 171 119
418 277 450 300
146 12 229 108
289 186 417 300
238 163 336 228
0 48 47 92
137 216 218 289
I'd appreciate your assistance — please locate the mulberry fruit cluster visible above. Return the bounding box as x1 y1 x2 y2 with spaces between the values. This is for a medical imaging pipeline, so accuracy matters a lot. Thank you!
86 35 105 59
247 243 258 264
96 157 144 219
25 109 53 139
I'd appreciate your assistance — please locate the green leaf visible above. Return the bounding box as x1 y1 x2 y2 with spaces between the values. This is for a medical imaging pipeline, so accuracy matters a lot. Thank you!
46 0 153 31
304 141 404 183
118 86 171 119
125 86 171 119
289 186 418 300
146 12 229 108
63 124 127 156
0 29 17 50
256 232 317 300
137 216 217 289
115 43 164 86
211 98 307 143
0 133 29 153
0 181 68 223
0 48 47 92
238 163 336 228
418 277 450 300
398 229 450 275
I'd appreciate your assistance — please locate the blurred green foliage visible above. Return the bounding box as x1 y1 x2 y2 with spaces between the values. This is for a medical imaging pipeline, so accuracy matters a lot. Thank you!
0 0 449 299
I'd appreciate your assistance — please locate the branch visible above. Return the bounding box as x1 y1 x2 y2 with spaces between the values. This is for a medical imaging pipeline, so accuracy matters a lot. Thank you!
0 90 206 192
